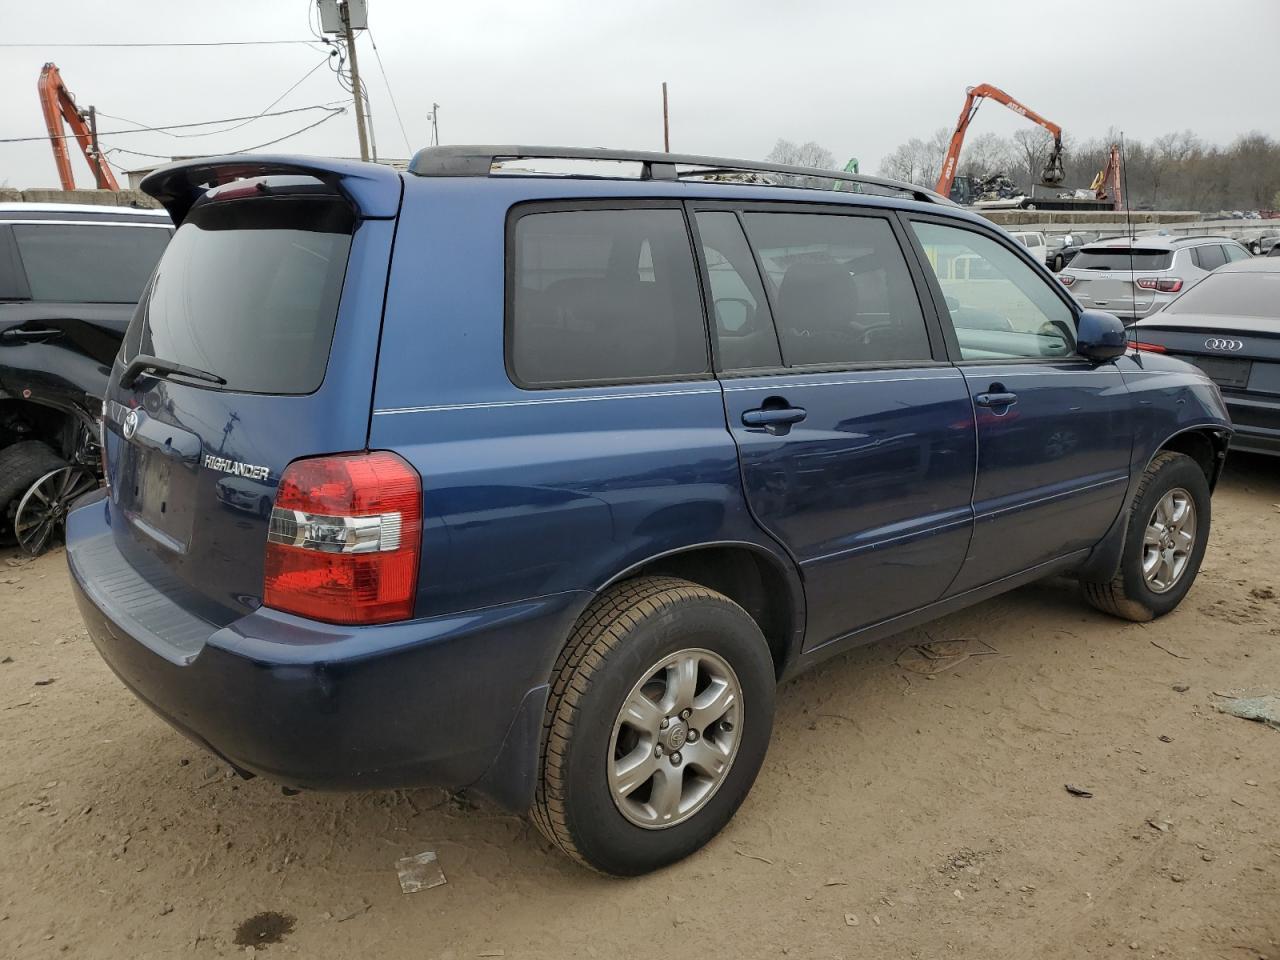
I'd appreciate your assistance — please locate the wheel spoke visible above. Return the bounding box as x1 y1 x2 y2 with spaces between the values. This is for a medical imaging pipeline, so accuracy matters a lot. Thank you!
612 747 658 798
666 656 699 714
690 677 736 731
1143 527 1162 550
620 691 663 733
684 738 729 779
647 766 683 822
1172 528 1194 553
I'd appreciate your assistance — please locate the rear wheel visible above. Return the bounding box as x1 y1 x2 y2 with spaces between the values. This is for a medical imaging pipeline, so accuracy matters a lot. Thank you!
532 576 775 875
0 442 69 547
15 465 98 555
1052 253 1065 272
1081 451 1211 621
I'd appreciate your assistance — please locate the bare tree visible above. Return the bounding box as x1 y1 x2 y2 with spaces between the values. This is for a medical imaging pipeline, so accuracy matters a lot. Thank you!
877 128 950 187
766 139 835 170
1011 128 1058 189
957 132 1017 178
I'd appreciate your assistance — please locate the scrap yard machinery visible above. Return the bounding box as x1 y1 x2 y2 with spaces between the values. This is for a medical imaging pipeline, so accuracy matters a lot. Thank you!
36 62 119 191
936 82 1065 202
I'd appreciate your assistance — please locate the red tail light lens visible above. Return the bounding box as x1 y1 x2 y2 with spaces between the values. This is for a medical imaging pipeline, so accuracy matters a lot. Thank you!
264 451 421 624
1156 278 1183 293
1135 277 1158 290
1058 274 1075 286
1129 341 1167 353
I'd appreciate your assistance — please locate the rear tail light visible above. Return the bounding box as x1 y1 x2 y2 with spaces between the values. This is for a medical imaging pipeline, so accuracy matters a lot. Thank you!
1137 277 1183 292
264 451 421 625
1129 340 1168 353
1058 274 1075 286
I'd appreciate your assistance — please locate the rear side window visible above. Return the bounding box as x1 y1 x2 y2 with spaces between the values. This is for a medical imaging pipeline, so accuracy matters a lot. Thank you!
509 208 708 386
1223 243 1250 263
742 212 931 366
1193 244 1228 270
12 223 169 303
1070 247 1173 271
694 211 781 370
125 196 353 395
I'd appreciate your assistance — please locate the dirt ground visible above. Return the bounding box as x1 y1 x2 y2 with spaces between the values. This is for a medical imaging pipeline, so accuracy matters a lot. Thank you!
1 454 1277 960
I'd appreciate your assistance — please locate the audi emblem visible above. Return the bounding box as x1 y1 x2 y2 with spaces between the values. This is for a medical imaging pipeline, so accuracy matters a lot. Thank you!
1204 338 1244 352
122 409 139 440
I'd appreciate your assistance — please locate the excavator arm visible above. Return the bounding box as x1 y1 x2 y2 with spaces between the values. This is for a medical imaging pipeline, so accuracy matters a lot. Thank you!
1090 144 1124 212
37 63 119 191
935 83 1064 200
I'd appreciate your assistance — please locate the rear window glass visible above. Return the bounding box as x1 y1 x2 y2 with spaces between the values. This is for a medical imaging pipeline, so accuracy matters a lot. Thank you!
1193 244 1227 270
1166 273 1280 319
509 208 708 386
1070 247 1173 271
13 223 170 303
125 196 353 395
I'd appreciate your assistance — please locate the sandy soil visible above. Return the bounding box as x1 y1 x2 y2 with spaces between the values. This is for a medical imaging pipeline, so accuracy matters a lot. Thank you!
1 453 1277 960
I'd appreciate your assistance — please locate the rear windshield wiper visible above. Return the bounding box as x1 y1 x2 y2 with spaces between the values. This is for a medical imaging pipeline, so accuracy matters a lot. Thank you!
119 353 227 389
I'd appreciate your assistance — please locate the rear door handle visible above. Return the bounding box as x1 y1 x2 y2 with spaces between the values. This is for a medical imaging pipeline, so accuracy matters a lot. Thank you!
1 327 61 341
742 405 807 433
974 391 1018 408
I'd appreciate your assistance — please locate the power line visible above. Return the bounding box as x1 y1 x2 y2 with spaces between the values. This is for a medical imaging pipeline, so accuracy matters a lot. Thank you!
95 55 337 140
0 39 322 48
101 107 347 161
368 29 412 155
0 103 344 143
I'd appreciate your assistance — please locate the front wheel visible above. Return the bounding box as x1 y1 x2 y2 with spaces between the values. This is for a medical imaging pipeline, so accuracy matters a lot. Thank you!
1081 451 1211 621
532 577 775 875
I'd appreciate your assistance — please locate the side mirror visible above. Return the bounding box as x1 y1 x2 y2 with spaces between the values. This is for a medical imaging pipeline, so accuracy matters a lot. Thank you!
1076 309 1127 362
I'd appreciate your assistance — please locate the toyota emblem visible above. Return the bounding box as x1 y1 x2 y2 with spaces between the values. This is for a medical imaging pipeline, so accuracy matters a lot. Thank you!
122 409 139 440
1204 338 1244 352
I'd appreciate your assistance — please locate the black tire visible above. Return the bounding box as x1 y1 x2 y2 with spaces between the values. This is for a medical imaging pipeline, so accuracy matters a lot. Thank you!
0 441 67 546
1053 254 1065 272
532 576 775 876
1081 451 1211 622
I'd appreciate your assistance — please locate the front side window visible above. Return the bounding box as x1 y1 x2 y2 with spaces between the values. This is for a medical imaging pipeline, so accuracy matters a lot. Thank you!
742 212 932 366
911 221 1076 360
509 208 707 386
13 223 170 303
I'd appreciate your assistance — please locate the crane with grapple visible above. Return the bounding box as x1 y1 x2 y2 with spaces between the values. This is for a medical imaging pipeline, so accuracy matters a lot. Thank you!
36 62 120 191
935 83 1064 203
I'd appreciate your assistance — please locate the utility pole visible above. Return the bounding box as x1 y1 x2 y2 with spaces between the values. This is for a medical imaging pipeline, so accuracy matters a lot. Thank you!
340 1 370 161
87 105 105 187
661 82 670 152
430 103 440 146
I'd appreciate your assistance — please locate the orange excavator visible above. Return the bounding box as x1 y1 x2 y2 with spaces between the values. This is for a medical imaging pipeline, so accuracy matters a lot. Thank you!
935 83 1064 201
1091 144 1123 211
36 62 120 191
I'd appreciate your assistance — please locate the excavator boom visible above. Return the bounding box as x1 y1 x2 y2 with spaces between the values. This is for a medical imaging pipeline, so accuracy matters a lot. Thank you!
935 83 1064 200
37 63 119 191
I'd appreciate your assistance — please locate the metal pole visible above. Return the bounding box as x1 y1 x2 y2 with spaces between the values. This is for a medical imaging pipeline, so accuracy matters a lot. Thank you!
87 104 106 188
431 102 440 146
341 1 370 161
662 82 670 153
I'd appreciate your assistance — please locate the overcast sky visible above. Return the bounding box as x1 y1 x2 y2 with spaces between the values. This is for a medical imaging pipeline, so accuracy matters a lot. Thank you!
3 0 1278 189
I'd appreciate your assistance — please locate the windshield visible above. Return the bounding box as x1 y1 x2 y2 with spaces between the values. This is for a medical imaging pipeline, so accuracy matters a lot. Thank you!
123 195 354 395
1071 247 1173 271
1166 273 1280 319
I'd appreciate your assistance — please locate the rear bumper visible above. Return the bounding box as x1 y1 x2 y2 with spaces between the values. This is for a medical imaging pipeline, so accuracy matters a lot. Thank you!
67 494 587 809
1225 394 1280 456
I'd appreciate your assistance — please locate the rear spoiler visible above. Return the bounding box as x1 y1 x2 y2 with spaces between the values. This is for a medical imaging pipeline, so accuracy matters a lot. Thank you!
140 155 403 225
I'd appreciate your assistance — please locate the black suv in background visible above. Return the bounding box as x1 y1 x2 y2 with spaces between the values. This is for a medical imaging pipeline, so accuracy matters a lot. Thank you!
0 202 171 552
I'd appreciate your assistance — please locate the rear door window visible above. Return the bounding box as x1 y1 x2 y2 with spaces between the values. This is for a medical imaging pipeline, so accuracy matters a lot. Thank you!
509 208 708 386
1193 244 1227 270
12 223 170 303
694 211 781 370
124 195 353 395
741 211 932 366
1223 243 1250 263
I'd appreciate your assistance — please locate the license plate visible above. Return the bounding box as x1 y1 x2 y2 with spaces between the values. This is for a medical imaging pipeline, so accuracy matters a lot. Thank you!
1188 355 1252 389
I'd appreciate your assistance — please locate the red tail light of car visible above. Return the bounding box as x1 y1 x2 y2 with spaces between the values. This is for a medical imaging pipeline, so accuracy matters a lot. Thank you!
1136 277 1183 292
264 451 421 625
1129 341 1168 353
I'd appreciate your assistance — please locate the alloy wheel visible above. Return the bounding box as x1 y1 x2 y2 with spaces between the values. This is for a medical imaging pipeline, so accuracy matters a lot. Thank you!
1142 487 1196 594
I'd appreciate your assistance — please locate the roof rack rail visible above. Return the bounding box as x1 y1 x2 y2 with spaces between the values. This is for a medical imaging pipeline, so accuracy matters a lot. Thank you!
408 145 951 205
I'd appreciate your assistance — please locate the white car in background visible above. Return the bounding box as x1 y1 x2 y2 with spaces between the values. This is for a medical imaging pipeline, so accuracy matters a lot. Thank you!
1008 230 1048 265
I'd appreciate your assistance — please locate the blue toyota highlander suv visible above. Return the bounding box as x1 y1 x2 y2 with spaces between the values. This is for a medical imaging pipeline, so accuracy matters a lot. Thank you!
67 147 1231 875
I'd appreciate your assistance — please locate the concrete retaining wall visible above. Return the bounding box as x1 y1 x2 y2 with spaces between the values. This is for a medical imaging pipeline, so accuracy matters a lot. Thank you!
0 187 162 209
